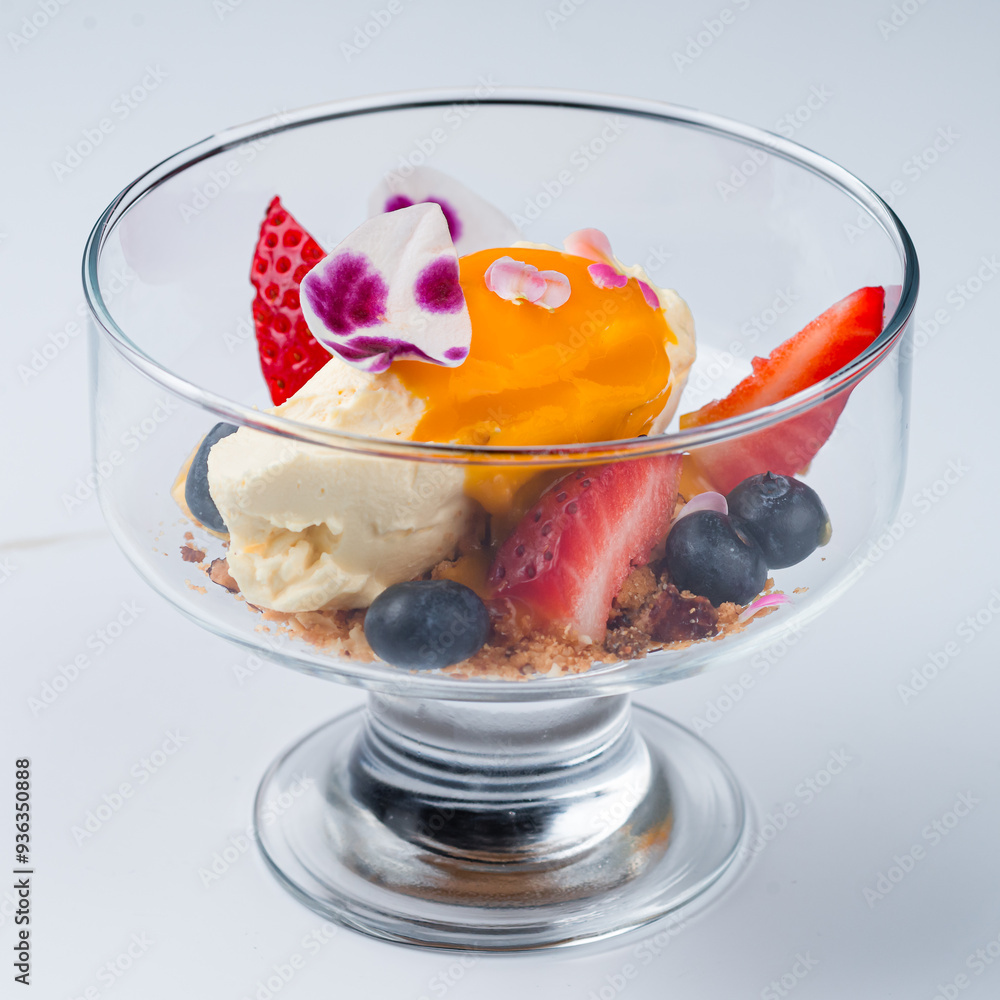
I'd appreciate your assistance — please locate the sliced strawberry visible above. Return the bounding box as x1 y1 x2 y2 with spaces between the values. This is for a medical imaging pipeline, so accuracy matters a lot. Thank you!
251 196 329 404
488 455 683 643
680 287 885 493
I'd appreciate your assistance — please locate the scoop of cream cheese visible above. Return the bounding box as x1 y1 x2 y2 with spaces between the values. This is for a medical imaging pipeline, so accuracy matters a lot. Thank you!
207 360 482 613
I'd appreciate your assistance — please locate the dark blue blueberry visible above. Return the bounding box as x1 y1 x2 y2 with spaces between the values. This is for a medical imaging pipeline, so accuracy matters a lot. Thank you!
184 422 239 534
364 580 491 670
664 510 767 607
727 472 831 569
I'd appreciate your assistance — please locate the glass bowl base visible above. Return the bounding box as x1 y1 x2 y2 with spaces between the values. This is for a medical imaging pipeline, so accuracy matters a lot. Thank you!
254 697 747 950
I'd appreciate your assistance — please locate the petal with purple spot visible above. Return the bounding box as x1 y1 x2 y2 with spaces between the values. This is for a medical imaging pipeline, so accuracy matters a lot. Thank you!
301 202 471 371
369 166 520 254
414 257 464 314
302 251 388 336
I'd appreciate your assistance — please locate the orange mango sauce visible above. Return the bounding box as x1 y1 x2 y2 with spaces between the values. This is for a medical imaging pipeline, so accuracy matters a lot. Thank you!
393 247 678 529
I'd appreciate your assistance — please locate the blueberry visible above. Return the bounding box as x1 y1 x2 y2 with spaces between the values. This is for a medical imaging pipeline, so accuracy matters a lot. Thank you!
364 580 491 670
727 472 831 569
664 510 767 606
185 422 239 534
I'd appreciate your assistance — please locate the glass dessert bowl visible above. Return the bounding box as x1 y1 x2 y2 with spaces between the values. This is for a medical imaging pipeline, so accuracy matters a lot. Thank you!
84 90 917 950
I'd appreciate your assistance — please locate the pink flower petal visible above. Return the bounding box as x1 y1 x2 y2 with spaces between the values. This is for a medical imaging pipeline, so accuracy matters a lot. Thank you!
674 491 728 522
563 228 615 264
535 269 571 308
485 257 569 309
588 262 628 289
737 593 793 624
484 256 545 301
637 280 661 309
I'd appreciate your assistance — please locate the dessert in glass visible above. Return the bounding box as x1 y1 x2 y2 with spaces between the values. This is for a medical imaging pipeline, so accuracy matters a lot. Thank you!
84 90 917 950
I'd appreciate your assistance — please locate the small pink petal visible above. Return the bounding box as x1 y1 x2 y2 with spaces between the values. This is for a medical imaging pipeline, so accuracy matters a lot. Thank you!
588 262 627 289
485 257 569 309
737 593 793 624
563 228 615 264
484 256 546 302
535 269 571 308
638 280 661 309
674 492 728 522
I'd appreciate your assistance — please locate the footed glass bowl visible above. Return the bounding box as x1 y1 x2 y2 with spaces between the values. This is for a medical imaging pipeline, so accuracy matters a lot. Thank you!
84 90 916 950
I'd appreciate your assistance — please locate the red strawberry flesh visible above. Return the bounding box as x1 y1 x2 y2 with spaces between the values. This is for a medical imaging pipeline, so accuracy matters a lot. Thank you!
488 455 683 642
251 196 330 404
680 286 885 493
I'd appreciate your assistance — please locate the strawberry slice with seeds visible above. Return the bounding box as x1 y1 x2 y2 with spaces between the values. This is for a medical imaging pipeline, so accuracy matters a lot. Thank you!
488 455 683 643
680 287 885 493
251 196 329 404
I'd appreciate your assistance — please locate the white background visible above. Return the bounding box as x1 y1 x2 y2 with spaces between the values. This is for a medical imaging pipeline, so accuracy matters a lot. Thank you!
3 0 999 997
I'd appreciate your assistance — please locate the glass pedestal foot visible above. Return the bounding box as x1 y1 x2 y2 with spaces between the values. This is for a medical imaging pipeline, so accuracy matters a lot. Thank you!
254 694 746 951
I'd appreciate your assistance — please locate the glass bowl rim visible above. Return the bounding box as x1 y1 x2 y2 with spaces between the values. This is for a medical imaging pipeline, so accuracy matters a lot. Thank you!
82 86 919 467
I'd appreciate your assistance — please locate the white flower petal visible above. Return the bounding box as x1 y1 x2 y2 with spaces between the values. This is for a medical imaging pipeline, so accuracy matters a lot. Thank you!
301 203 471 373
369 166 520 254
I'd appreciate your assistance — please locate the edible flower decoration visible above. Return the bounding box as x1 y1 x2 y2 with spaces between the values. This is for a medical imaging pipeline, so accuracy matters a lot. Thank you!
483 256 571 309
300 202 472 373
564 228 661 309
737 592 793 624
369 165 521 255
